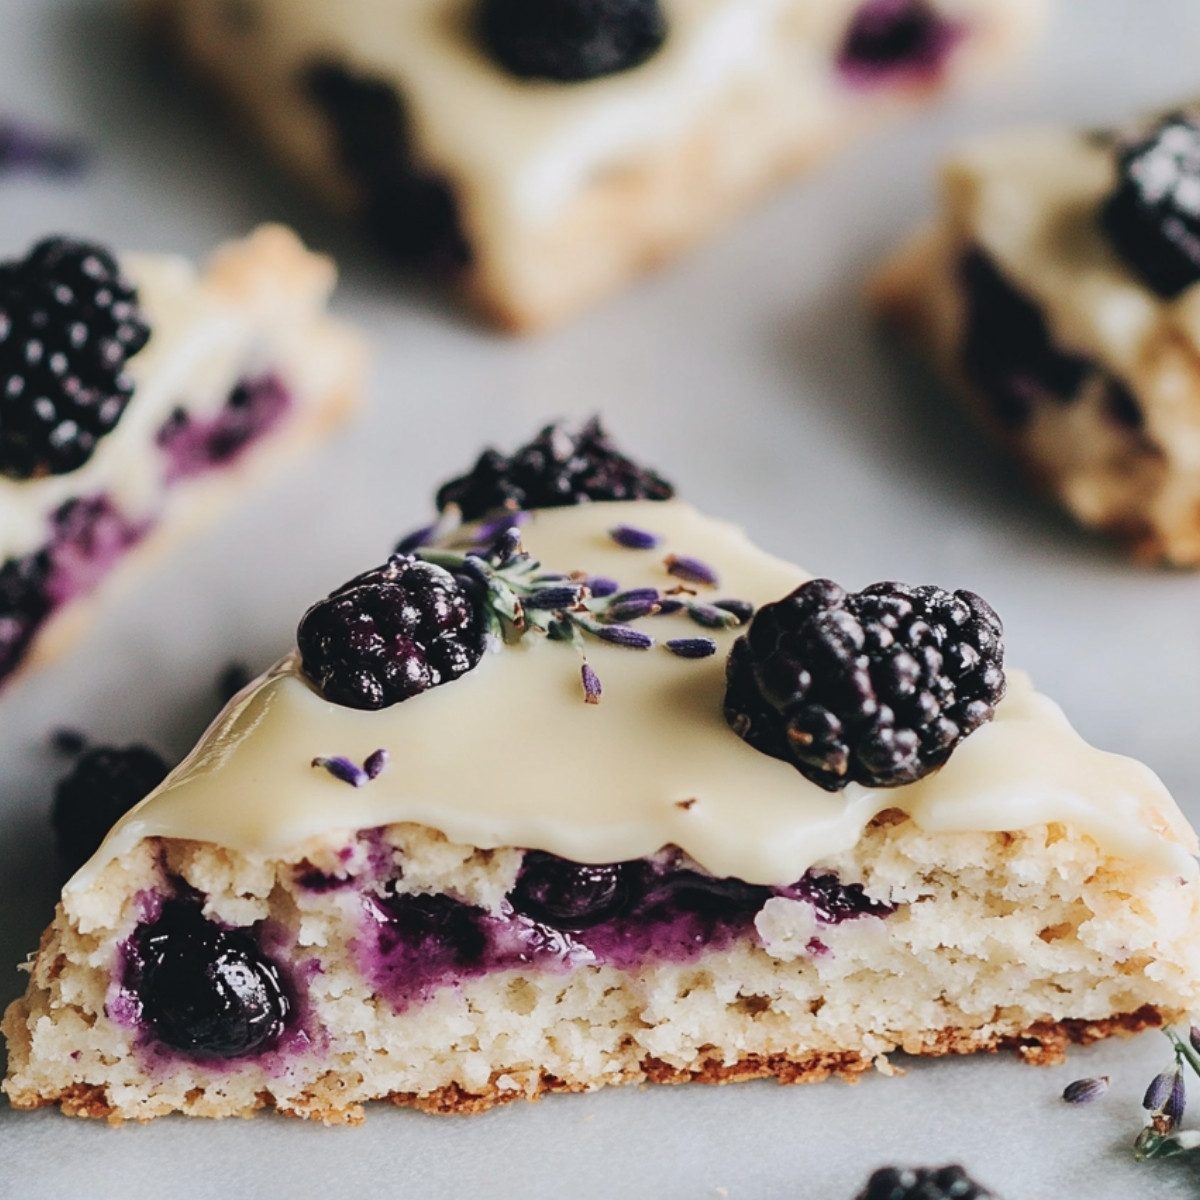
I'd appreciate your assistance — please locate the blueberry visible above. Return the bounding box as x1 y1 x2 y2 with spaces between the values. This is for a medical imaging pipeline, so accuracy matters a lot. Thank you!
133 899 292 1060
855 1164 994 1200
509 852 637 929
376 891 488 967
1103 111 1200 298
479 0 667 82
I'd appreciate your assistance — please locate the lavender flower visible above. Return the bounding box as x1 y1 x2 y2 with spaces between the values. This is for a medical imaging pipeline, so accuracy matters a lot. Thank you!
586 576 619 598
524 585 585 610
665 638 718 659
597 625 653 650
312 756 369 788
607 597 661 622
686 603 739 629
363 749 390 780
609 524 661 550
1166 1069 1188 1126
581 663 602 705
394 522 437 554
665 553 719 587
654 598 685 615
473 510 529 546
1062 1076 1110 1104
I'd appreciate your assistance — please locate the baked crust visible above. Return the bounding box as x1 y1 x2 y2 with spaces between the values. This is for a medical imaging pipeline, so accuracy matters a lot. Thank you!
7 1006 1168 1124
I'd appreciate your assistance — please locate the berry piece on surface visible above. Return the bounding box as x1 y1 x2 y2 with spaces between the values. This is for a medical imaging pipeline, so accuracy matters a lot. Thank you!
298 555 484 710
0 236 150 478
435 418 674 520
52 744 170 871
724 579 1005 791
855 1165 995 1200
479 0 666 82
1102 111 1200 298
509 852 638 929
132 899 291 1060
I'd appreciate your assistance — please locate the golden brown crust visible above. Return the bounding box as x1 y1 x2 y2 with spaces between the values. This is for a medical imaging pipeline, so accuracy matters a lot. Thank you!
10 1007 1171 1123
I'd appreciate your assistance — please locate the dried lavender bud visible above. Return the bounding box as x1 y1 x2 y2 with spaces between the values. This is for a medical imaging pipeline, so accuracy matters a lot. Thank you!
0 119 86 176
524 585 585 610
687 603 739 629
1062 1076 1110 1104
394 522 436 554
473 510 529 547
609 524 661 550
1166 1068 1188 1125
581 662 602 704
607 597 661 622
665 638 717 659
597 624 653 649
1145 1068 1177 1111
610 587 659 605
714 598 755 624
665 553 719 587
1189 1025 1200 1055
586 576 619 598
654 598 685 615
363 748 390 780
312 756 369 787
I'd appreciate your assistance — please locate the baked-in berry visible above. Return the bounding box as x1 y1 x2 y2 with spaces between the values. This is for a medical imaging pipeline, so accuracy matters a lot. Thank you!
132 899 291 1060
52 744 170 871
0 236 150 478
306 62 470 270
297 555 484 710
435 418 674 520
724 579 1004 791
959 250 1090 429
480 0 667 82
855 1164 994 1200
1103 111 1200 298
510 852 638 929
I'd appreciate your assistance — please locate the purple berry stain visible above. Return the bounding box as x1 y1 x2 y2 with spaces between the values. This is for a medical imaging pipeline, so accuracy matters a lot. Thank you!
837 0 964 88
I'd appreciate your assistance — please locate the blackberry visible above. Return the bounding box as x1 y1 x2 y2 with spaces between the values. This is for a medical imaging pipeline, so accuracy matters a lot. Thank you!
724 579 1004 791
1102 111 1200 298
480 0 667 82
0 236 150 478
435 418 674 520
297 555 484 710
855 1165 994 1200
509 853 638 929
51 744 170 871
132 898 291 1060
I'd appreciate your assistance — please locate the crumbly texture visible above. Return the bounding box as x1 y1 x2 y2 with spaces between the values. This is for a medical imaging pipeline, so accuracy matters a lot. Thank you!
870 127 1200 566
138 0 1045 332
2 226 366 693
6 813 1198 1124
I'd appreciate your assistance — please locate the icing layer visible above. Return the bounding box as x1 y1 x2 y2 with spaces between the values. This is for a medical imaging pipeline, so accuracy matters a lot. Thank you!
74 501 1198 889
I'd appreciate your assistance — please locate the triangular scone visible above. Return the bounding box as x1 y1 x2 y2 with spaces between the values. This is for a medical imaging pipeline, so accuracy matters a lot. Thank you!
871 109 1200 564
5 498 1199 1124
0 224 365 692
141 0 1045 331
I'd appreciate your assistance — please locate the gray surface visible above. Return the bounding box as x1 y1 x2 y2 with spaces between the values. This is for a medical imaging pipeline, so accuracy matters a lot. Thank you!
1 1 1200 1196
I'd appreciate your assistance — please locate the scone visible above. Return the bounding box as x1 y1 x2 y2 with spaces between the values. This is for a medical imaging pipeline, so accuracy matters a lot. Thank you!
142 0 1047 331
0 224 365 693
6 422 1198 1125
872 107 1200 564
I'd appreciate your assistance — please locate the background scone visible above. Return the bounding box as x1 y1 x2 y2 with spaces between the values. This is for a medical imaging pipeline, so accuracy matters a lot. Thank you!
142 0 1047 331
872 107 1200 564
0 224 365 693
6 425 1199 1124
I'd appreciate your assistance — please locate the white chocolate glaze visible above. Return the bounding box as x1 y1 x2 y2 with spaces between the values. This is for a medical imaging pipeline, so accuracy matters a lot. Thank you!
72 500 1200 891
0 228 340 562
